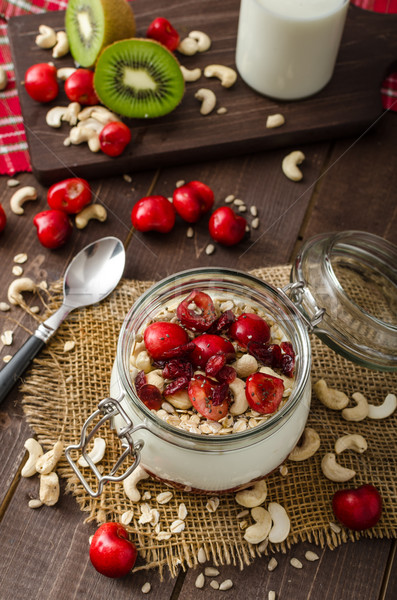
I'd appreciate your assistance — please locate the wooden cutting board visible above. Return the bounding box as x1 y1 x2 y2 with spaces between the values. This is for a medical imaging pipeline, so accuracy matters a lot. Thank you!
8 0 397 185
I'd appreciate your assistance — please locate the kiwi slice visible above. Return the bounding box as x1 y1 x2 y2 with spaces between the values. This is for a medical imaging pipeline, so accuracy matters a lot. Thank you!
65 0 136 68
93 39 185 119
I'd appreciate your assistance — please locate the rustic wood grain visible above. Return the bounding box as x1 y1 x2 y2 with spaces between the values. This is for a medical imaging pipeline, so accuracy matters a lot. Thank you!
8 1 397 184
178 539 393 600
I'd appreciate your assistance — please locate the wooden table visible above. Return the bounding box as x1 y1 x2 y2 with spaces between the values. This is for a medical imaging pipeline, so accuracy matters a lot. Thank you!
0 57 396 600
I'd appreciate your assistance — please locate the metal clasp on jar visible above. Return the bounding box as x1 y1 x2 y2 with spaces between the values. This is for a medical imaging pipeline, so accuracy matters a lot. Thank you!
280 281 325 330
65 393 145 497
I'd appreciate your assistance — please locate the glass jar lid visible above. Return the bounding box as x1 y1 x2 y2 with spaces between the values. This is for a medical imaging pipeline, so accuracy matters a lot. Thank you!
291 231 397 371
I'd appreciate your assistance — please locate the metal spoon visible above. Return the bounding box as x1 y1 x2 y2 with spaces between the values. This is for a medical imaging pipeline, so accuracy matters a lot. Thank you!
0 236 125 404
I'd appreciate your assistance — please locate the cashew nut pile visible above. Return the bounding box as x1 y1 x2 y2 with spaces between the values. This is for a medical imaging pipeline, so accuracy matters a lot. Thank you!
21 438 64 508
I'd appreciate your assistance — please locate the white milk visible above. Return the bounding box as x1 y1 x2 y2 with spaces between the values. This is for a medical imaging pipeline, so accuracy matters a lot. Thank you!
236 0 348 100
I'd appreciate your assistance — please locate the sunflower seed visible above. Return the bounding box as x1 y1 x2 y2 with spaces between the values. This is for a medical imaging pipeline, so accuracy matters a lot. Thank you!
290 557 303 569
205 244 215 255
3 355 12 363
1 330 13 345
141 582 151 594
28 499 43 509
176 179 185 188
225 194 235 203
238 205 247 212
123 174 132 182
7 179 20 187
0 302 10 312
210 580 220 589
197 546 207 564
268 592 276 600
14 253 28 264
205 567 219 577
63 340 75 352
305 550 320 562
195 573 205 589
250 206 258 217
268 557 278 571
251 217 259 229
329 521 341 534
30 306 40 314
217 107 227 114
186 226 194 238
219 579 233 591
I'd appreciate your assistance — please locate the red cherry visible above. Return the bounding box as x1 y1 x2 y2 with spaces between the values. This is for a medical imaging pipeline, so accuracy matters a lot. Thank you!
146 17 180 51
245 372 284 414
144 321 189 360
209 206 246 246
64 69 99 105
176 290 216 331
190 334 235 369
188 374 230 421
0 204 6 233
131 195 176 233
173 180 214 223
47 178 91 214
89 522 138 578
229 313 271 347
33 209 73 249
332 484 382 530
99 122 132 157
24 63 59 103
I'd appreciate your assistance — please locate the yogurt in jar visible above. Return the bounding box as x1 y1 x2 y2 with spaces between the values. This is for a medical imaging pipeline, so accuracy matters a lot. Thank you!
109 286 310 493
236 0 349 100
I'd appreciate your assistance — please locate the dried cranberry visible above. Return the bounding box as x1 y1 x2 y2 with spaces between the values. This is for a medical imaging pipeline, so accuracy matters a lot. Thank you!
160 341 196 359
163 358 193 380
211 382 230 406
216 365 236 384
177 290 216 332
205 352 227 377
136 384 162 410
207 310 236 334
164 376 190 396
280 341 295 357
247 341 282 369
281 353 295 377
135 370 147 393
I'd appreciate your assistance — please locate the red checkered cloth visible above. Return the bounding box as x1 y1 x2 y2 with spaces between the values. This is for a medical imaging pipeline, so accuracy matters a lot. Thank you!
0 0 396 176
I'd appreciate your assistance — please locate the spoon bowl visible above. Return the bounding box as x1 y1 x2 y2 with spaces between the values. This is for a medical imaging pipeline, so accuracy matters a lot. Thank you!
0 236 125 404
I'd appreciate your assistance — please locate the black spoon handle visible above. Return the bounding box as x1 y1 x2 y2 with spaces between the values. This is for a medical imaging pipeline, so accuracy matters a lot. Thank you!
0 334 45 405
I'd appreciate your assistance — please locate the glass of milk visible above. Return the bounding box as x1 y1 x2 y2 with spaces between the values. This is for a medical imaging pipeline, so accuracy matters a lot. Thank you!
235 0 349 100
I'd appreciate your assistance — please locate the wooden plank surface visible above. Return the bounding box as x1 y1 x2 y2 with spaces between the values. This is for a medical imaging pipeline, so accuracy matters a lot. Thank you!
8 0 397 184
1 37 397 600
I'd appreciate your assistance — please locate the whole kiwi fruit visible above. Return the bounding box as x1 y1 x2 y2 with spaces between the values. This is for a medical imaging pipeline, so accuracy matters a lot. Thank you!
65 0 136 68
94 38 185 119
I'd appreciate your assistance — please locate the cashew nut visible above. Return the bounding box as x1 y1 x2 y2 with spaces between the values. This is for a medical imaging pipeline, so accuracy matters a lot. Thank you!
282 150 305 182
21 438 43 477
7 277 37 306
91 108 121 125
232 355 258 378
57 67 76 81
10 186 38 215
321 452 356 482
313 379 349 411
52 31 69 58
164 389 192 409
288 427 321 461
335 434 367 454
36 440 64 474
244 506 272 544
69 125 100 152
35 24 57 49
0 66 8 91
130 340 146 366
62 102 81 126
75 204 107 229
77 437 106 467
46 106 67 128
204 64 237 88
268 502 291 544
123 465 150 502
134 350 152 373
266 113 285 129
180 65 202 82
235 479 267 507
341 392 369 422
229 377 249 415
188 30 212 52
39 472 60 506
367 393 397 419
146 369 164 392
177 37 199 56
195 88 216 115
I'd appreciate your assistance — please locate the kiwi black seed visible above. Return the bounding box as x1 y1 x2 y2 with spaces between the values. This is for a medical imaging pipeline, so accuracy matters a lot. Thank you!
65 0 136 68
93 39 185 119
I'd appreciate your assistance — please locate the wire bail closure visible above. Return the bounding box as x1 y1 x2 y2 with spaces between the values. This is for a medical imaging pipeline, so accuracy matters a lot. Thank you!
65 393 145 497
280 281 325 330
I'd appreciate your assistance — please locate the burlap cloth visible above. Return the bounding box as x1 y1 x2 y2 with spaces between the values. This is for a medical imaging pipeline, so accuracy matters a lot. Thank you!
21 266 397 578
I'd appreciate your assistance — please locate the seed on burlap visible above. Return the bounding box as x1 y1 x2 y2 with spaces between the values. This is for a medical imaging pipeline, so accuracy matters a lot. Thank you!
197 546 206 564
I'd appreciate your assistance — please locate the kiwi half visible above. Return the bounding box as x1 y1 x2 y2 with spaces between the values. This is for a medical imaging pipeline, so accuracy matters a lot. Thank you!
65 0 136 68
93 39 185 119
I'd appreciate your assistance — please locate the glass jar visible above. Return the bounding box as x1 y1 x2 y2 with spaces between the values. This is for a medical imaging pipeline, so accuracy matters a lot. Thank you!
66 232 396 497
